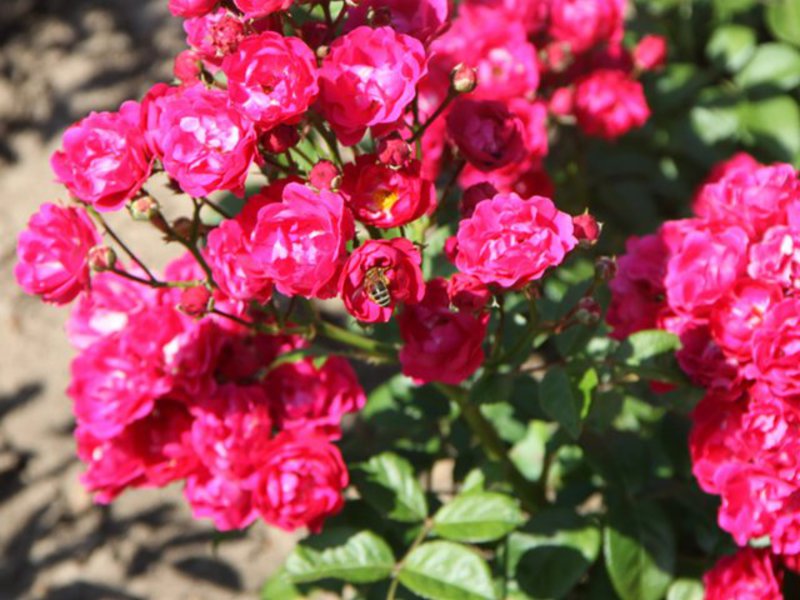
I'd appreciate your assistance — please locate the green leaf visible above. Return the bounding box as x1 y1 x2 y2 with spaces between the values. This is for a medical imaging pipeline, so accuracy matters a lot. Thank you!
604 499 676 600
735 43 800 91
354 452 428 523
706 25 756 72
432 491 525 543
667 579 704 600
740 95 800 162
614 330 685 383
711 0 757 20
766 0 800 48
539 366 583 439
261 568 303 600
398 541 498 600
510 421 553 481
266 347 328 374
509 509 601 600
285 531 395 584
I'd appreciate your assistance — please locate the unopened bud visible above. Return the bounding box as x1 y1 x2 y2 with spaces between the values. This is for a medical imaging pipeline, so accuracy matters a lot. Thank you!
377 134 413 168
309 160 341 191
178 286 212 318
451 63 478 94
574 297 601 326
461 182 497 218
595 256 617 282
130 195 159 220
301 21 329 50
573 212 601 248
261 124 300 154
88 245 117 272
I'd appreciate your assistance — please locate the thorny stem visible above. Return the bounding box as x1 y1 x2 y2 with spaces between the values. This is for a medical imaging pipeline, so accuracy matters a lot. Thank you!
435 383 540 514
200 197 234 220
88 207 156 281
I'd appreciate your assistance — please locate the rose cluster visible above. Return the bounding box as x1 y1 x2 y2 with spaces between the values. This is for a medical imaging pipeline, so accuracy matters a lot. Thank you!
607 154 800 595
12 0 651 532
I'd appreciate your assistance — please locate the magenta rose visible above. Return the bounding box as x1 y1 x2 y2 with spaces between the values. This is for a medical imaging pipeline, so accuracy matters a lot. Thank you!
169 0 218 17
207 219 273 302
264 356 366 438
248 182 354 299
748 225 800 291
223 32 318 129
142 83 257 197
15 203 101 305
748 298 800 398
574 69 650 140
634 35 668 71
446 99 526 173
252 431 348 532
548 0 625 54
317 26 427 145
184 8 246 64
339 238 426 323
233 0 292 18
344 0 449 44
184 470 258 531
399 278 488 384
341 155 436 228
51 101 152 211
455 192 578 289
703 549 783 600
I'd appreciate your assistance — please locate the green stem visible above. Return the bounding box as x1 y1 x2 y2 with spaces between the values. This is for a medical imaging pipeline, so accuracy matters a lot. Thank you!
409 90 457 143
315 320 397 361
435 383 539 513
387 520 432 600
87 207 156 281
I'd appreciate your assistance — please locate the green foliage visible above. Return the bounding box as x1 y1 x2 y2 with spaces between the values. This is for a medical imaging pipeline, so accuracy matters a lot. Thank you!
397 542 498 600
431 491 524 543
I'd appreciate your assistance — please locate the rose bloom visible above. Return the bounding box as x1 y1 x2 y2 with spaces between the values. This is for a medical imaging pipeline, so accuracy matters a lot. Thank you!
703 549 783 600
548 0 625 55
748 297 800 397
233 0 292 19
446 100 526 173
633 35 668 71
174 50 202 84
344 0 449 44
341 155 435 228
15 203 101 305
223 32 318 129
455 193 577 289
574 69 650 140
169 0 218 18
206 219 273 302
317 26 427 145
184 469 258 531
51 101 152 211
248 182 354 299
264 356 366 438
448 273 491 312
142 83 257 197
184 8 246 64
748 225 800 291
663 223 748 319
339 238 425 323
709 279 782 364
399 278 489 384
252 431 348 532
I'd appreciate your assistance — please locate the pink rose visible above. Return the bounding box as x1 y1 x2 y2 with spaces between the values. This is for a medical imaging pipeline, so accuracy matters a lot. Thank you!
233 0 293 19
447 273 491 312
184 8 246 64
703 549 783 600
223 32 318 129
399 279 488 384
574 69 650 139
455 192 577 288
748 298 800 398
252 432 348 532
749 225 800 291
548 0 625 55
341 155 436 228
248 182 354 299
142 83 257 197
174 50 202 84
339 238 425 323
663 224 748 319
344 0 449 44
460 182 498 218
633 35 668 71
169 0 218 18
317 26 427 145
264 356 366 438
15 203 101 305
51 101 152 211
207 219 273 302
184 470 258 531
446 99 526 173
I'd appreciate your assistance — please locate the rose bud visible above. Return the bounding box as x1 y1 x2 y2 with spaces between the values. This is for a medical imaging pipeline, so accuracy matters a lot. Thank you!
574 297 601 325
301 21 329 50
446 99 525 172
310 160 341 191
174 50 202 85
460 182 498 218
451 63 478 94
338 238 425 323
178 285 212 318
88 246 117 273
448 273 491 312
634 35 668 72
549 87 575 117
595 256 617 281
377 134 413 168
573 212 601 247
129 195 159 220
261 125 300 154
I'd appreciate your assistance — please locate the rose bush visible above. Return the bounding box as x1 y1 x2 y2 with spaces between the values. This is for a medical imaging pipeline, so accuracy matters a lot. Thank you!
14 0 800 598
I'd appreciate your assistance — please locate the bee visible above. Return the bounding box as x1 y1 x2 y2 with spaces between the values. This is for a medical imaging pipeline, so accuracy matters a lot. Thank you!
364 267 392 308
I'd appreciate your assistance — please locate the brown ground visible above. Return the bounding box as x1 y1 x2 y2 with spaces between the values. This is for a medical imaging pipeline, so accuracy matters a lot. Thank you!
0 2 295 598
